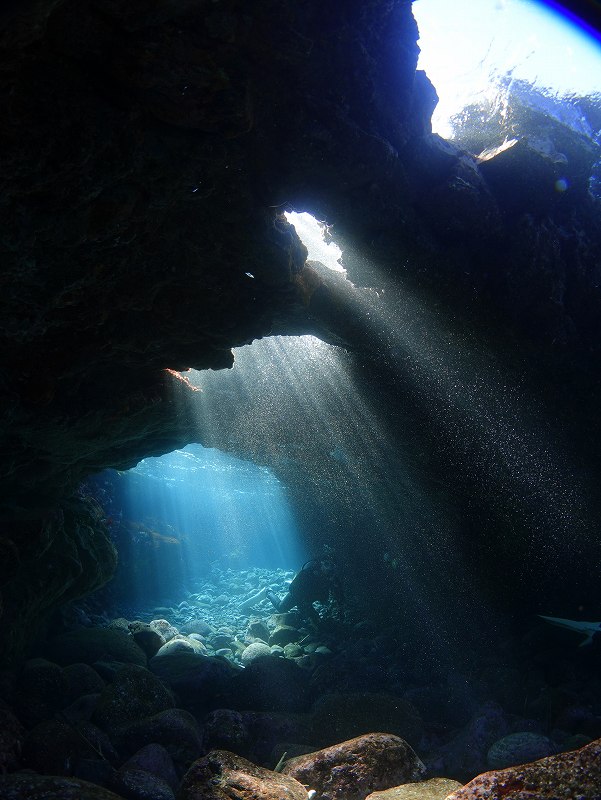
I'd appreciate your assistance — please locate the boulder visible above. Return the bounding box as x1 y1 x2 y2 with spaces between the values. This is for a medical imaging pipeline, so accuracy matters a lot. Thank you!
121 743 180 793
113 768 175 800
149 620 179 643
0 701 25 773
154 636 207 658
44 628 147 668
425 702 510 780
486 731 556 770
115 708 203 767
0 774 126 799
445 737 601 799
367 778 464 800
129 623 165 659
242 710 314 766
22 718 116 777
281 733 426 800
269 626 300 647
203 709 249 754
93 665 174 734
14 658 68 727
62 662 106 704
241 642 272 666
149 652 239 714
247 620 271 642
62 693 102 724
178 749 308 800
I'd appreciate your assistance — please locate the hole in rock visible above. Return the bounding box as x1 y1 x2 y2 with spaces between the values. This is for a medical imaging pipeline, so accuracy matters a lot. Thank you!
87 444 308 620
414 0 601 139
285 211 345 272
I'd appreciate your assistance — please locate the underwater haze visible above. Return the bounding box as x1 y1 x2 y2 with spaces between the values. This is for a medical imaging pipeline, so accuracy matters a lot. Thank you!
89 445 307 605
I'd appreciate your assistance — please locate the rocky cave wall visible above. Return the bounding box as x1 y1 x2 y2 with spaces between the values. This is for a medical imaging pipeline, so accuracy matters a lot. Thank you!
1 0 601 663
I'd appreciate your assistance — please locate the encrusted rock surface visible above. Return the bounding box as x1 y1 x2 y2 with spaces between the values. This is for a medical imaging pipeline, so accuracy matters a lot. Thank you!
281 733 426 800
178 749 308 800
367 778 464 800
0 774 127 800
445 737 601 800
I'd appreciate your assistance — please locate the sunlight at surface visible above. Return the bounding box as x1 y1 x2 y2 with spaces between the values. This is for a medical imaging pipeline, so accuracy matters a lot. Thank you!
285 211 345 272
413 0 601 137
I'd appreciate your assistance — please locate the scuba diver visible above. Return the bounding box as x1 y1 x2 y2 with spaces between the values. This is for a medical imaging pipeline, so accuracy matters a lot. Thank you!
266 558 342 626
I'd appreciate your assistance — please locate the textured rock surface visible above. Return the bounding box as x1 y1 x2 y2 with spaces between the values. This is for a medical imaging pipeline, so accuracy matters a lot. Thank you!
0 774 127 799
178 749 308 800
92 664 174 733
0 701 25 773
445 737 601 800
367 778 464 800
281 733 426 800
44 628 147 668
115 707 203 766
486 732 556 770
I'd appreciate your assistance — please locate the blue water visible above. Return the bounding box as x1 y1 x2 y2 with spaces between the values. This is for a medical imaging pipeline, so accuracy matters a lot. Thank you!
91 444 307 604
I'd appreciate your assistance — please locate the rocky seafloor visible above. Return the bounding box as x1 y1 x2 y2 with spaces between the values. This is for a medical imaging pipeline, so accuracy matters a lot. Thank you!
1 565 600 799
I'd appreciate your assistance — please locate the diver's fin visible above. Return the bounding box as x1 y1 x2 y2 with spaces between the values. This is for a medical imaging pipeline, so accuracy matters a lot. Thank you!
539 615 601 646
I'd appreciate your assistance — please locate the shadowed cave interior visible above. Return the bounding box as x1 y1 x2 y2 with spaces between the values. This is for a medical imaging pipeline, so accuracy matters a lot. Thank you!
1 1 601 798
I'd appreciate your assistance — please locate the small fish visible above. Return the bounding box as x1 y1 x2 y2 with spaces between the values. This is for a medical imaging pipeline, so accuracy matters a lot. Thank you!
539 615 601 646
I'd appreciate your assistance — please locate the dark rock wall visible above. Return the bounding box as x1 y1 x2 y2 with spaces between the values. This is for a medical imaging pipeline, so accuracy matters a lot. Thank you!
1 0 601 662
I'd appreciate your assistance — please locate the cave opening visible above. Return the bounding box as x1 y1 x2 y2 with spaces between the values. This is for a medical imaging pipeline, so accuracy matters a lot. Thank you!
4 1 601 795
414 0 601 139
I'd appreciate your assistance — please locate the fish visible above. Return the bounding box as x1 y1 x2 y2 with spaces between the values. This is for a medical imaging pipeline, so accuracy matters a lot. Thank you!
539 615 601 646
126 521 181 546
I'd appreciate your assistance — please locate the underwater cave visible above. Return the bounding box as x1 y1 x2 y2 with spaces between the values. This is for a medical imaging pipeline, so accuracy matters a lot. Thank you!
1 1 601 798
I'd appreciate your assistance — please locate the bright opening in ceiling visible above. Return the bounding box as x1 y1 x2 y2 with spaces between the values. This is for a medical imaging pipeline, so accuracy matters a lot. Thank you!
285 211 345 272
413 0 601 139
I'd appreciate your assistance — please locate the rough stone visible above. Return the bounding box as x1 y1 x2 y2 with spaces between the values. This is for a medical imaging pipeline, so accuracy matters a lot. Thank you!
486 732 557 770
62 662 106 704
154 635 207 658
45 628 147 669
149 652 239 715
0 774 127 799
281 733 426 800
178 749 308 800
247 620 271 642
241 642 272 666
367 778 464 800
14 658 68 728
445 737 601 799
22 718 116 777
149 620 179 643
203 709 249 755
0 701 25 773
129 623 166 659
121 743 180 793
115 708 203 767
113 768 176 800
269 626 301 648
92 664 174 733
